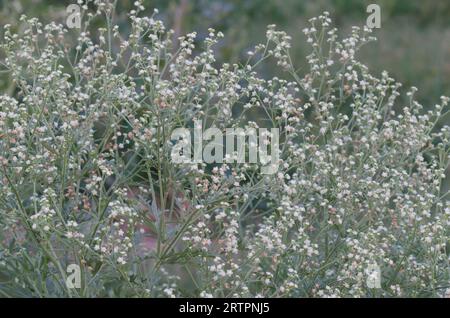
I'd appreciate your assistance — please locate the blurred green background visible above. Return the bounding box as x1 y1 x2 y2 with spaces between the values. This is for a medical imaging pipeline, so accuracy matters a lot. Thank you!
1 0 450 106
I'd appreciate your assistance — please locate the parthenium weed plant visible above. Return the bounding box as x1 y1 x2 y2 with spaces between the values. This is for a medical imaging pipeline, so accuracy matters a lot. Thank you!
0 1 449 297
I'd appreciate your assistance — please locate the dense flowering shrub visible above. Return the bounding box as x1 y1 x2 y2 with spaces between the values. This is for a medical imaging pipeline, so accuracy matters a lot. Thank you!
0 1 449 297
